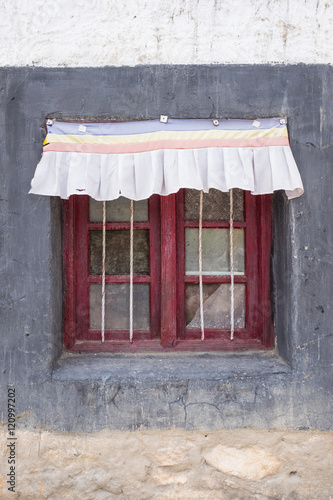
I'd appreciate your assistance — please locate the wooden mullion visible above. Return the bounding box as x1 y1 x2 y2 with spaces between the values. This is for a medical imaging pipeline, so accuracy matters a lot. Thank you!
184 275 247 283
84 330 151 341
245 191 262 340
89 222 150 230
259 194 274 347
74 196 90 341
70 338 265 353
160 194 177 347
88 275 151 283
63 198 76 349
184 328 247 340
176 190 186 341
184 221 246 228
149 195 161 340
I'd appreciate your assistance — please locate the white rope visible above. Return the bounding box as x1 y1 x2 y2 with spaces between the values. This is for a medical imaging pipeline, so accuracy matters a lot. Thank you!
101 200 106 343
229 189 235 340
199 190 205 341
129 200 134 343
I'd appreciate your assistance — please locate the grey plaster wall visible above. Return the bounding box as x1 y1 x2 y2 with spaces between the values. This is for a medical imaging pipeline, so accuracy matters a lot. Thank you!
0 65 332 432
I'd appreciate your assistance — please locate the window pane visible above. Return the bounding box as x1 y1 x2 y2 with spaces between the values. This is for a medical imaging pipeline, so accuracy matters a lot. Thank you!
89 229 149 275
185 188 244 221
185 228 244 275
89 197 148 222
186 283 245 329
89 283 150 330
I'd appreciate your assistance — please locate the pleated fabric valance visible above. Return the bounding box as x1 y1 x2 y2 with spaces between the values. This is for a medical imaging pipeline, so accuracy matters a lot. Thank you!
29 117 304 201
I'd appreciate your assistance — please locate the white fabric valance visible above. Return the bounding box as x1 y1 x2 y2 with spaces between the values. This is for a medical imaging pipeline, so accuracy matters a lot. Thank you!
30 117 304 200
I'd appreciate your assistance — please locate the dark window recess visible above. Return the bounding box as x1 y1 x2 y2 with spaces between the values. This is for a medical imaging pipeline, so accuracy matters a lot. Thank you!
89 229 150 275
63 190 273 352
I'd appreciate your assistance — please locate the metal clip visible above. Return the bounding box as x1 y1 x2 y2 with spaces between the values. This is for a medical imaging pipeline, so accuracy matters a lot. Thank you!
280 118 286 125
213 119 219 127
160 115 168 123
46 119 54 125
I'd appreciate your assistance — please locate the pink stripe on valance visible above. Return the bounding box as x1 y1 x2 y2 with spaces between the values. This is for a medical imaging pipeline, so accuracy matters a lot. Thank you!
43 136 289 155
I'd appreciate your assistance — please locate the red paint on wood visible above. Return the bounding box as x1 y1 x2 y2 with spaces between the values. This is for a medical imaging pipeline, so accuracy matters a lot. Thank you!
74 196 90 341
89 221 150 230
63 190 273 352
259 195 274 347
64 194 161 348
69 338 265 353
63 198 75 349
244 192 273 345
88 275 152 284
184 220 246 228
244 191 259 341
184 275 247 283
176 190 186 341
149 195 161 340
160 194 177 347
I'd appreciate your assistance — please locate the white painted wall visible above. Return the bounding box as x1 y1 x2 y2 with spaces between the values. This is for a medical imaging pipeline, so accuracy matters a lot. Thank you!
1 0 332 67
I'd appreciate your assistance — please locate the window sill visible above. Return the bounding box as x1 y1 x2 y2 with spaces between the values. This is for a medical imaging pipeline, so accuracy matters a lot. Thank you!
68 337 268 353
52 350 291 382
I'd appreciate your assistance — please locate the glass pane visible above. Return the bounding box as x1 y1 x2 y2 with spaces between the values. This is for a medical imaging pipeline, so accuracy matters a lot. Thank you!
89 229 149 275
89 197 148 222
186 283 245 329
185 228 244 275
185 188 244 221
89 283 150 330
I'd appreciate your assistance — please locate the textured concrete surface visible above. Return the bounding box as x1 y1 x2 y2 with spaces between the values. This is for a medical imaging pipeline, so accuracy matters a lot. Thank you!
0 428 333 499
0 0 332 67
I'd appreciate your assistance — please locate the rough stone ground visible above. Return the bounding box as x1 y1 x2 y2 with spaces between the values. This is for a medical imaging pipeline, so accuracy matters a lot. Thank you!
1 427 333 499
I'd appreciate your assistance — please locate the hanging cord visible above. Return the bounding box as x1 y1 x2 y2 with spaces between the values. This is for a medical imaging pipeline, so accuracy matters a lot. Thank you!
229 189 235 340
101 200 106 343
199 190 205 341
129 200 134 343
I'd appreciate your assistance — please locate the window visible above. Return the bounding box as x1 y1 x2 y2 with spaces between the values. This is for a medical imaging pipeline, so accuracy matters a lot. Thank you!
63 188 273 352
29 116 302 353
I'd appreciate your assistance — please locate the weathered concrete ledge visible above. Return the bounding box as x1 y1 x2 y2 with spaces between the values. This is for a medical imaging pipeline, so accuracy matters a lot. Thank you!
52 352 291 382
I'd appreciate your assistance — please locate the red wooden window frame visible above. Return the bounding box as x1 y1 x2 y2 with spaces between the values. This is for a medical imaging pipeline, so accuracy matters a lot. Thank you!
63 191 273 353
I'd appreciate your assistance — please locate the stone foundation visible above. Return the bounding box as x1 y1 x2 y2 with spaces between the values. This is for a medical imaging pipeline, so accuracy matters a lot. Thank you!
1 428 332 499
